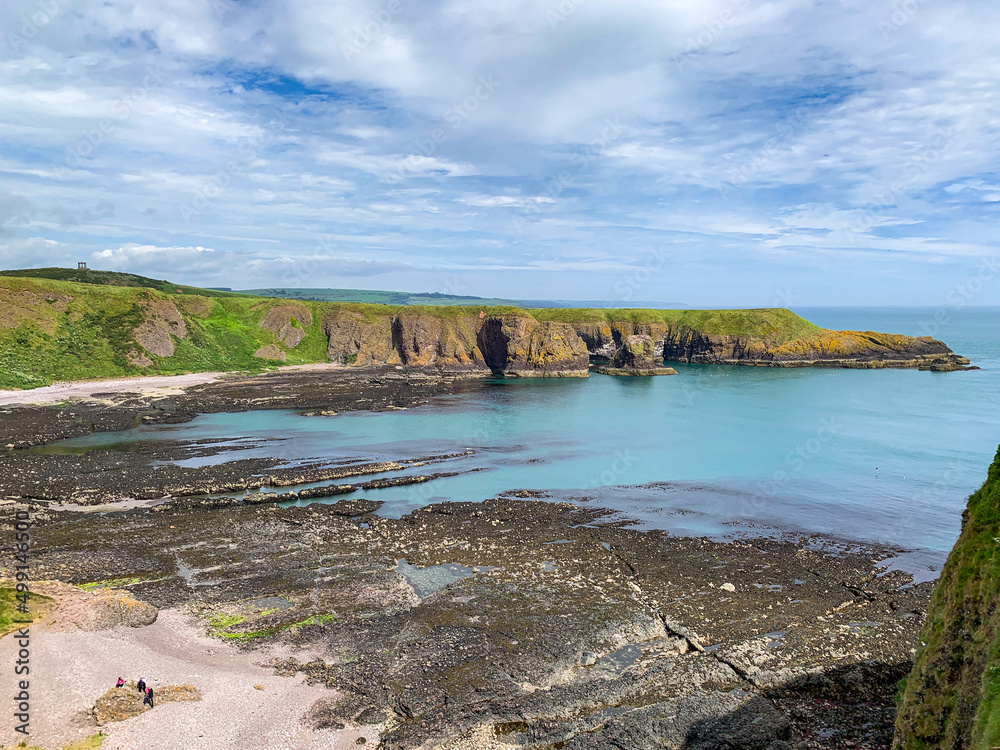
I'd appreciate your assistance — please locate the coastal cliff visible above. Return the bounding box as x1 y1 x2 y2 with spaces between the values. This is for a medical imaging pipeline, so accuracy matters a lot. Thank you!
322 308 589 376
533 308 971 371
0 275 971 389
894 446 1000 749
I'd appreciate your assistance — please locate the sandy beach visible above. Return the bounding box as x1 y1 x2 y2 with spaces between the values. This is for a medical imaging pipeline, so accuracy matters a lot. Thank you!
0 364 354 408
0 586 378 750
0 372 229 408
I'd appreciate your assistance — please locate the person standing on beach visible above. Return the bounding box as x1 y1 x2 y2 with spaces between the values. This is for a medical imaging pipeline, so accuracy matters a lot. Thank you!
137 677 146 693
144 686 154 708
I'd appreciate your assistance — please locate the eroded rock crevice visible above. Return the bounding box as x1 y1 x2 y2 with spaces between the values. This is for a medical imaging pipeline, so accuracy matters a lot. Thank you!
476 317 510 375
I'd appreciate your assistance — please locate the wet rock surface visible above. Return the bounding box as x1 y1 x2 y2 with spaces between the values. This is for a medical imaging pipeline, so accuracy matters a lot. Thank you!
9 493 930 749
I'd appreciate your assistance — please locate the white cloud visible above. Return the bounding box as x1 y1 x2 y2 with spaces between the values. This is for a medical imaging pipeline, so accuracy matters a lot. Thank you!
87 243 409 285
458 194 556 208
0 0 998 303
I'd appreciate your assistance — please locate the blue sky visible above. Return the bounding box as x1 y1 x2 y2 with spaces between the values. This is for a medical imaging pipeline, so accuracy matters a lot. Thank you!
0 0 998 305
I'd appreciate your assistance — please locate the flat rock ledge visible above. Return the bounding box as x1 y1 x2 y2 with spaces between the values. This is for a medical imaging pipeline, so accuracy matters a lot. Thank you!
594 365 678 376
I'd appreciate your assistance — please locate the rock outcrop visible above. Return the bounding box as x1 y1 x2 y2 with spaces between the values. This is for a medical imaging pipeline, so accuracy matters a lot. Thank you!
595 333 677 376
259 303 312 347
394 314 483 368
91 683 200 725
477 316 589 376
894 446 1000 749
323 308 400 366
132 298 187 359
319 310 969 377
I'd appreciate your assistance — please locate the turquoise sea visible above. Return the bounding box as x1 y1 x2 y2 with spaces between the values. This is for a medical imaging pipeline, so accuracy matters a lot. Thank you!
51 307 1000 565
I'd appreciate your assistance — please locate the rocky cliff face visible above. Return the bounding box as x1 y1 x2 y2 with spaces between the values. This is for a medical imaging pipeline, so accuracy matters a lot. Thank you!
322 310 589 376
479 316 589 376
894 446 1000 749
319 310 970 377
259 303 312 348
568 322 971 371
127 299 189 367
660 327 969 369
0 272 973 388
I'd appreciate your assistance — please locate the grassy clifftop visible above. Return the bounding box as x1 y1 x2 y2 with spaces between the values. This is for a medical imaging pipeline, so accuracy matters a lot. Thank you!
533 307 821 343
895 446 1000 748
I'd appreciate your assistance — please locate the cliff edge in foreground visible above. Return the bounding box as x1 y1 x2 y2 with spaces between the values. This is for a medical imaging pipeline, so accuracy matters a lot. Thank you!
895 446 1000 749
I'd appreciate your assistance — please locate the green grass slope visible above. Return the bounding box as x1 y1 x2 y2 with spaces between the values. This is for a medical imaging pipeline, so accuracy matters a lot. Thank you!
0 276 329 388
895 446 1000 749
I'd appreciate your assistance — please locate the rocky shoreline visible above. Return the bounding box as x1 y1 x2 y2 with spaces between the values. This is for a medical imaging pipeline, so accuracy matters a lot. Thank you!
0 367 479 448
3 494 930 749
0 367 936 748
